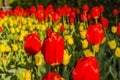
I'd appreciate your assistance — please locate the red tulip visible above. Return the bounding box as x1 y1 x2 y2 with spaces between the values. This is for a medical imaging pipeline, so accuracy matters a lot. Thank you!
69 17 75 24
41 33 64 65
82 4 89 13
60 24 65 32
42 72 62 80
52 12 60 23
80 13 87 21
72 56 100 80
113 8 119 16
101 17 108 29
46 28 52 36
29 6 36 13
91 6 101 19
0 27 2 33
86 23 104 45
24 33 41 55
117 22 120 36
99 5 104 13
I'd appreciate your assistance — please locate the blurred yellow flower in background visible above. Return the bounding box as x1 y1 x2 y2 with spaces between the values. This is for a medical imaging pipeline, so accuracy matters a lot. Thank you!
23 70 31 80
111 26 117 33
108 40 116 50
64 35 74 45
80 30 86 39
83 49 94 57
115 47 120 58
92 44 100 53
12 44 18 52
81 39 88 49
35 54 43 66
0 44 6 53
63 49 72 66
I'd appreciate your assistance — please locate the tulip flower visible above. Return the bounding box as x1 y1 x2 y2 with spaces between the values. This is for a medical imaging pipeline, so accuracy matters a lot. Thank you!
82 4 89 13
99 5 104 13
117 22 120 36
83 49 94 57
41 33 64 66
42 72 63 80
72 56 100 80
101 17 108 29
91 6 101 19
81 39 88 49
0 26 2 33
24 33 41 55
111 26 117 33
115 47 120 58
63 49 72 66
113 8 119 16
108 40 116 50
80 13 87 21
86 23 104 45
23 70 31 80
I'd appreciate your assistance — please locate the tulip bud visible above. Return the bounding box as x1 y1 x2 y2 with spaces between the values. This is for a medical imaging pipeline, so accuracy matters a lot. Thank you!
72 56 100 80
63 49 72 66
108 40 116 50
42 72 63 80
115 47 120 58
41 33 64 66
81 39 88 49
24 33 41 55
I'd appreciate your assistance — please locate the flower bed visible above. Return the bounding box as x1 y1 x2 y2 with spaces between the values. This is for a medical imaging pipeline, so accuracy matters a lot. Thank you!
0 4 120 80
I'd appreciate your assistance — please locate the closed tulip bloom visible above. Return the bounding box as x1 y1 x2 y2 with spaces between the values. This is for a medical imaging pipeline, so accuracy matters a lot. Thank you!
115 47 120 58
42 72 63 80
80 13 87 21
82 4 89 13
111 26 117 33
24 33 41 55
117 22 120 36
101 17 108 29
91 6 101 19
72 56 100 80
41 33 64 66
86 23 104 45
113 8 119 16
81 39 88 49
80 30 86 39
108 40 116 50
63 49 72 66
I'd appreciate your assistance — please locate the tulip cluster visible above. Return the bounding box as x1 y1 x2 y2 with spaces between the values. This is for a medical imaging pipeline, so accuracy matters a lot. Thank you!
0 3 120 80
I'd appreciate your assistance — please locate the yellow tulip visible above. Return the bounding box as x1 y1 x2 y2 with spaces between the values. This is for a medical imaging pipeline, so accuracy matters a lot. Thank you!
80 30 86 39
70 24 75 30
92 44 100 53
111 26 117 33
108 40 116 50
5 45 11 52
41 24 46 31
83 49 94 57
0 44 6 53
63 49 72 66
10 27 15 34
79 23 85 31
115 47 120 58
35 55 43 66
23 70 31 80
12 44 18 52
64 35 74 45
81 39 88 49
19 35 24 42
